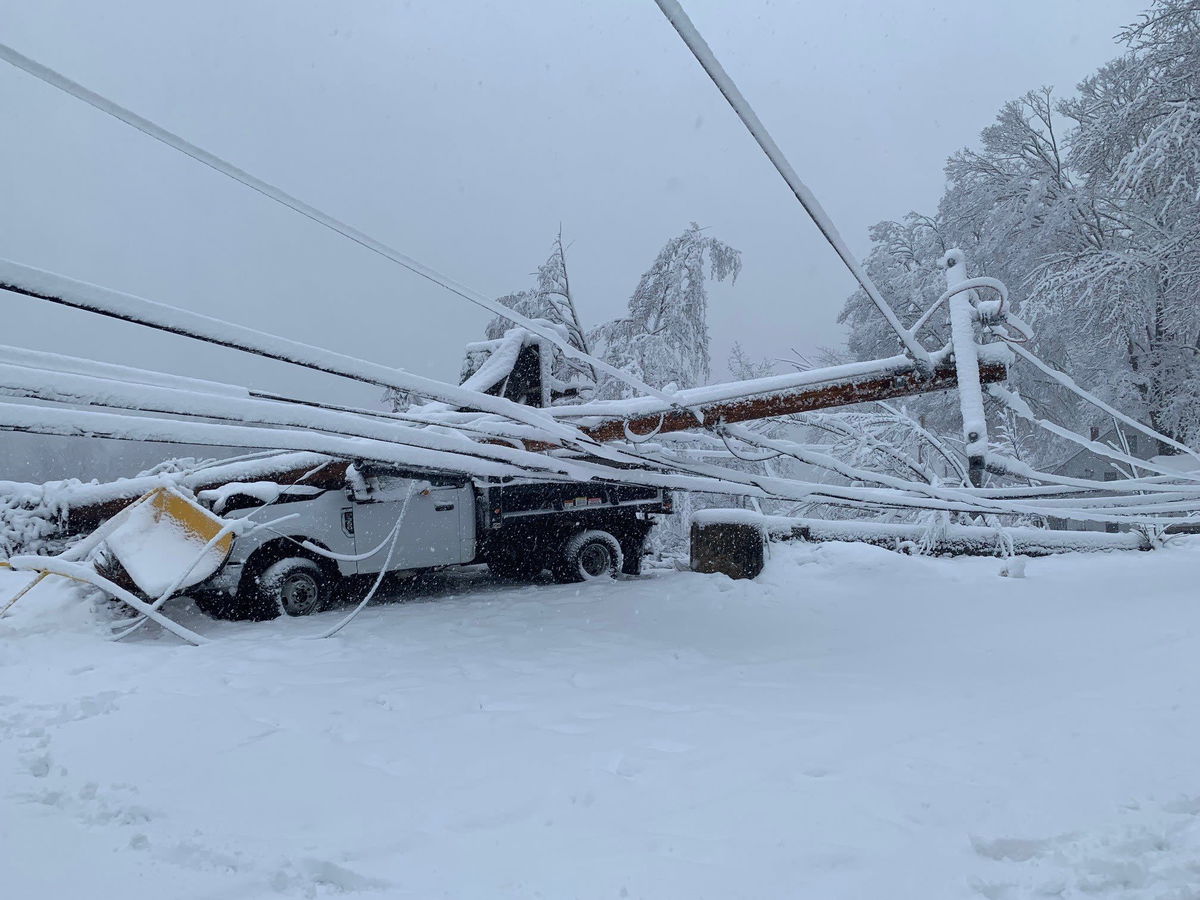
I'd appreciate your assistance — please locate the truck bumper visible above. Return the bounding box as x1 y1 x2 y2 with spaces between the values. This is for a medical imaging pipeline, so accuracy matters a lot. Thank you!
199 559 244 598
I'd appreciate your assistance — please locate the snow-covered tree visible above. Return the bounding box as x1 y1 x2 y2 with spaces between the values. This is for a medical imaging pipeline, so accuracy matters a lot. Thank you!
590 223 741 399
1032 0 1200 447
484 229 596 399
727 340 776 382
838 215 950 362
386 231 596 412
841 0 1200 460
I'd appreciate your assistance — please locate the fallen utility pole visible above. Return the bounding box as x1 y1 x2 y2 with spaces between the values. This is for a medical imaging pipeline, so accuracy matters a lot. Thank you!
571 357 1006 447
690 510 1150 580
22 355 1005 536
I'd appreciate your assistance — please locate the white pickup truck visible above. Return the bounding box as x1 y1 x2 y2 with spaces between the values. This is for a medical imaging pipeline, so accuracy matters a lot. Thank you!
187 463 672 620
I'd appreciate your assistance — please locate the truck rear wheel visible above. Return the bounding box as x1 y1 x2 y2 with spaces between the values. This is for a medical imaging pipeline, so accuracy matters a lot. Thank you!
552 530 623 584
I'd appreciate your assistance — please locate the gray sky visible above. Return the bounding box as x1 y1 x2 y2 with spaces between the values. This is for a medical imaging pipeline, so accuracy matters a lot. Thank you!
0 0 1142 476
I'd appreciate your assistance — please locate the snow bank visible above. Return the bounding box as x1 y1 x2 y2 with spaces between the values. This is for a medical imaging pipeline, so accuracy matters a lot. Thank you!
0 566 102 636
4 545 1200 897
0 479 71 558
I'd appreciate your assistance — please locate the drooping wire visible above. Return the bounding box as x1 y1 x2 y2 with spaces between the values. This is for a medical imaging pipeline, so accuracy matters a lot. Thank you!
716 427 784 463
314 482 415 639
649 0 931 366
622 413 667 444
1008 343 1200 465
910 277 1010 337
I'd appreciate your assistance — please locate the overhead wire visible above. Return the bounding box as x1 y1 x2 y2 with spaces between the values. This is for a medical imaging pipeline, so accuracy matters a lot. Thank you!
649 0 931 366
0 41 685 415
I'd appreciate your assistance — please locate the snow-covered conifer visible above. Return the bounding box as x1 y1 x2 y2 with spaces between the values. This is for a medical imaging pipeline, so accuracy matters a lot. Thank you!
484 230 597 402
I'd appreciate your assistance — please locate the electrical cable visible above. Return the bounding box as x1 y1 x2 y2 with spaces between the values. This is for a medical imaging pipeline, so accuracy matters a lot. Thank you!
0 41 682 413
649 0 930 366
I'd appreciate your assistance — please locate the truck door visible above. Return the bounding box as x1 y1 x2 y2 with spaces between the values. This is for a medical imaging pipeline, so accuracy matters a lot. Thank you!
349 475 470 575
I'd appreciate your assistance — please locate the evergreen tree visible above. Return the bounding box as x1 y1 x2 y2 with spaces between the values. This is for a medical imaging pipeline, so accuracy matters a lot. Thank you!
484 230 597 402
387 231 595 411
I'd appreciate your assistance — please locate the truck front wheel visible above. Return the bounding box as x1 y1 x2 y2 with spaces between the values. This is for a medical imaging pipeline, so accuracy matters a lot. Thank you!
256 558 331 617
552 530 623 584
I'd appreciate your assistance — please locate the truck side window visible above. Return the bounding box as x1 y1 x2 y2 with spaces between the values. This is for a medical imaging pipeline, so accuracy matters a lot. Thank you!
371 475 420 502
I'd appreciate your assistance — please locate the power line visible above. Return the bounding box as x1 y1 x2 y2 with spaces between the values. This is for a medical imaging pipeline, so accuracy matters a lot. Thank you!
649 0 931 366
0 41 678 409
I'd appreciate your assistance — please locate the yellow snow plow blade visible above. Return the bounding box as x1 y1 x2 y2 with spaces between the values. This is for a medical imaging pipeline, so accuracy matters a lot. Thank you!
148 487 233 550
103 487 234 598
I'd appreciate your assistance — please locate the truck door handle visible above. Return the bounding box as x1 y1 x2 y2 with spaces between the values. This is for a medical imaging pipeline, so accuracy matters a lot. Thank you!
435 503 455 512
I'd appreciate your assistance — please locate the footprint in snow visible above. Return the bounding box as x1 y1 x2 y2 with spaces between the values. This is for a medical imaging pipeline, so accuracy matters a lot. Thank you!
970 835 1056 863
270 858 391 895
969 801 1200 898
601 752 643 779
21 748 52 778
150 839 244 874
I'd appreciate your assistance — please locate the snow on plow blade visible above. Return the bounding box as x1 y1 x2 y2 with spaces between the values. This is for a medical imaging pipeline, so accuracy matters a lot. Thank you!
103 487 233 597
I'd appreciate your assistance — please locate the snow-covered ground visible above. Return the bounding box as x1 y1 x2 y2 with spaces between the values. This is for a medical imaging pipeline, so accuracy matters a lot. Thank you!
3 542 1200 899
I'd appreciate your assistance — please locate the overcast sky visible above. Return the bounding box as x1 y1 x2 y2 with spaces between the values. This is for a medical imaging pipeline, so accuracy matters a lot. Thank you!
0 0 1143 475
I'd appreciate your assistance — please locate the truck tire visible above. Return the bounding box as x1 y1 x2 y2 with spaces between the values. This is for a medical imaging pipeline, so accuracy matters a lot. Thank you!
255 558 331 618
618 524 653 576
552 530 623 584
487 552 545 580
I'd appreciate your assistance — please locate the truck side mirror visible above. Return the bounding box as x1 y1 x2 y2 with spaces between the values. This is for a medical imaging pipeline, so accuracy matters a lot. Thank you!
345 463 373 502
